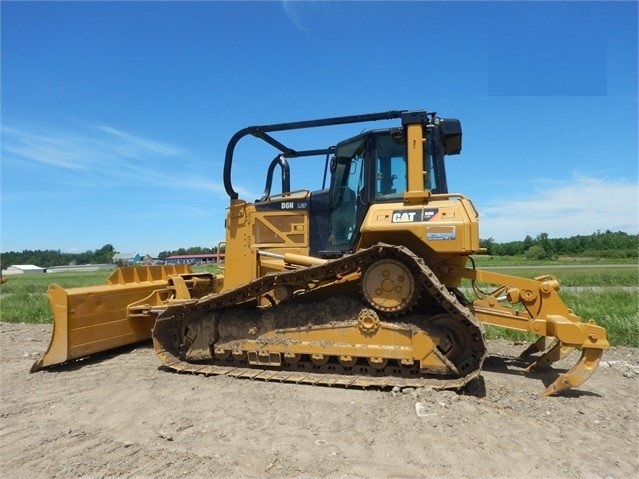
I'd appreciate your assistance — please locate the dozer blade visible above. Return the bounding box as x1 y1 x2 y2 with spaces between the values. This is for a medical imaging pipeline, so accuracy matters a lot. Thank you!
542 347 603 396
31 265 194 371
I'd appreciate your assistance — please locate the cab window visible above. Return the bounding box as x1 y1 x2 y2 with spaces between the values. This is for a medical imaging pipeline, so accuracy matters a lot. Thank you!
374 132 437 199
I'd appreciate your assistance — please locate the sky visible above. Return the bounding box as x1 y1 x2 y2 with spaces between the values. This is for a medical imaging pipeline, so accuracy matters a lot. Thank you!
1 0 637 256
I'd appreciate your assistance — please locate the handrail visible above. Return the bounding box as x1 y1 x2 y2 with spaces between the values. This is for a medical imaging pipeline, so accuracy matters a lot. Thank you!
259 155 290 201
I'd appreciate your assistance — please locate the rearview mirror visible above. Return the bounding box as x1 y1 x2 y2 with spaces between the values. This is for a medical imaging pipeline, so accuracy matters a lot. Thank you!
440 119 462 155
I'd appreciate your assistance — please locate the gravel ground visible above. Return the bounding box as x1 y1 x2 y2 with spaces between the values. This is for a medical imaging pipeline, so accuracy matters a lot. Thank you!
1 322 638 479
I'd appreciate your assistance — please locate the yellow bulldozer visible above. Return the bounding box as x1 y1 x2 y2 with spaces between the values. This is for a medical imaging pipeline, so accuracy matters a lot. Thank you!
32 109 609 395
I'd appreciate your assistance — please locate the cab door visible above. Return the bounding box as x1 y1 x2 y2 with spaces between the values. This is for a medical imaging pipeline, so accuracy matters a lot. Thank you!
326 136 368 253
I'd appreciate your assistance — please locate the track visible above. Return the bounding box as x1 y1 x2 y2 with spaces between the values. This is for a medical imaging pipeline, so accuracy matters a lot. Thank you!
152 244 486 390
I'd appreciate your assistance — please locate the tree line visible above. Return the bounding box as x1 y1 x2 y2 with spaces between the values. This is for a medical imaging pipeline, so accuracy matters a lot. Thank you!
480 230 638 260
0 244 225 268
1 231 636 268
0 244 117 269
157 246 223 261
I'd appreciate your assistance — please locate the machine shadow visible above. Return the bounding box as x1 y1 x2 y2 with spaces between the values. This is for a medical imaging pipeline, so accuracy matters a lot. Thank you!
32 340 153 373
482 354 602 398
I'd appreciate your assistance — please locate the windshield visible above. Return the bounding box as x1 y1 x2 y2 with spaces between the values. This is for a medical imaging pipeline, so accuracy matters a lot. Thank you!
373 131 438 199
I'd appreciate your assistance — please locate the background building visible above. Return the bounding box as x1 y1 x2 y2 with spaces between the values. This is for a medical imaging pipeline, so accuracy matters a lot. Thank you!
164 253 224 265
4 264 45 275
112 253 141 265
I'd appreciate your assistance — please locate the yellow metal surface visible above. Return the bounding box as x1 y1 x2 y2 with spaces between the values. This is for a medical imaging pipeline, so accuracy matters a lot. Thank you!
208 316 454 375
458 268 609 350
32 113 610 396
361 258 417 313
357 195 483 280
541 347 603 396
452 266 609 394
403 123 430 202
222 192 315 289
31 264 199 371
200 117 607 394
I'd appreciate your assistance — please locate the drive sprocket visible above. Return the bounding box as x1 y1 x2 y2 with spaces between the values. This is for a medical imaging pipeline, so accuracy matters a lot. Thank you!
361 258 418 314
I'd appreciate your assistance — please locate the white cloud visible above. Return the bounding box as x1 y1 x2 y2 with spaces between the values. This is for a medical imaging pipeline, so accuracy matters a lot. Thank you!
281 1 327 34
281 1 307 33
1 122 223 192
2 123 180 170
93 125 185 157
477 175 639 241
2 126 90 170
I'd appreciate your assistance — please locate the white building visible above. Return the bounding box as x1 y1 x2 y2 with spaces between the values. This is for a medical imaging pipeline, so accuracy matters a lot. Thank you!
4 264 45 275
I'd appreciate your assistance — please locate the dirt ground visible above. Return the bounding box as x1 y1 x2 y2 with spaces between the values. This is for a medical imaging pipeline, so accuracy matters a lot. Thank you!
1 322 637 479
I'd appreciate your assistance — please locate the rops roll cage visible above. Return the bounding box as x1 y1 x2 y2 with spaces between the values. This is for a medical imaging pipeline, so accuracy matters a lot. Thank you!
223 109 438 201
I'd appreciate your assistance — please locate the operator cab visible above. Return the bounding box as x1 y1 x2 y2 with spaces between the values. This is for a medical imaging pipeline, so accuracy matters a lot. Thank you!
310 124 451 257
221 109 461 258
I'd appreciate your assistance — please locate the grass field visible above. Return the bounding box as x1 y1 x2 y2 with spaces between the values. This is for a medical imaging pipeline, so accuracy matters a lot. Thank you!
467 264 638 287
462 263 638 346
471 255 638 267
478 288 638 347
1 271 113 324
1 262 637 347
